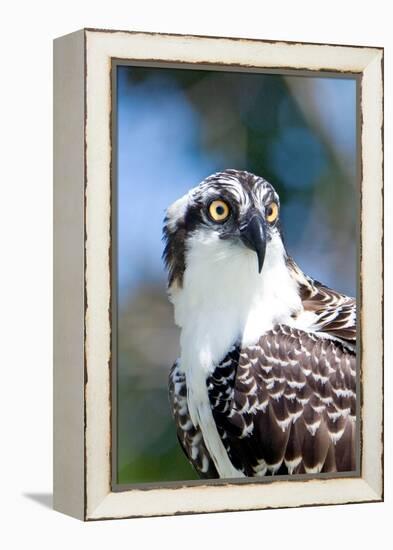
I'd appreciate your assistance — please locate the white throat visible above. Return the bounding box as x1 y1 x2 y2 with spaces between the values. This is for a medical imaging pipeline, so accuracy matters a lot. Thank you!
171 230 302 365
169 230 302 477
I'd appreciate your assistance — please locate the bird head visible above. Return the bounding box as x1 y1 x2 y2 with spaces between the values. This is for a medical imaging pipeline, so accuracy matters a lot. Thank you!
163 169 284 289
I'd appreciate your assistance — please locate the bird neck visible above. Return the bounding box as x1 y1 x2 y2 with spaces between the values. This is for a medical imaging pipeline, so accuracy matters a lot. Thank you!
169 232 303 374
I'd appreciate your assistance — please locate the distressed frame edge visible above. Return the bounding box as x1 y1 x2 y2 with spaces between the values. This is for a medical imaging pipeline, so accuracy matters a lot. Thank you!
87 479 382 521
358 47 384 500
83 26 384 53
53 29 86 520
79 29 383 520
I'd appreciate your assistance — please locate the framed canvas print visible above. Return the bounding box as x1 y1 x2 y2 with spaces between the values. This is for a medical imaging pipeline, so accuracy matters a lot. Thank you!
53 28 383 520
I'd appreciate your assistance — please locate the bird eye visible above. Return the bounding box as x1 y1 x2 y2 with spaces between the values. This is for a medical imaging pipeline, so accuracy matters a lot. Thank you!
208 200 230 223
266 202 279 223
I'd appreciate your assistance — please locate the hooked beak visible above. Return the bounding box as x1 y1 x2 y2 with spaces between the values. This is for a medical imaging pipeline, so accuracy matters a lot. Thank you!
240 214 266 273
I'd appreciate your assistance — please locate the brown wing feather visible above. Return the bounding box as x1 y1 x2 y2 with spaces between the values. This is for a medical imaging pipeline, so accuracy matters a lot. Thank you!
288 258 356 345
208 325 357 476
169 316 356 478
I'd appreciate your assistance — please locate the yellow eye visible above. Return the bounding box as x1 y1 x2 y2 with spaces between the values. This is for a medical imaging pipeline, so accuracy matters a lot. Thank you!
208 200 230 222
266 202 279 223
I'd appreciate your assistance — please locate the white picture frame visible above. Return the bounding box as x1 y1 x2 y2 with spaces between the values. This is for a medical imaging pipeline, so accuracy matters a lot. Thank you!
53 28 383 520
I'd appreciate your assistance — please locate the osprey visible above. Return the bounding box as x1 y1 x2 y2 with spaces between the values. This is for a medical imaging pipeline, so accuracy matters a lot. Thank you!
163 169 356 478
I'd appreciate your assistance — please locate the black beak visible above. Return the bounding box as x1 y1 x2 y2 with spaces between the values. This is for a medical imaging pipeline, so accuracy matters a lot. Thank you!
240 214 266 273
